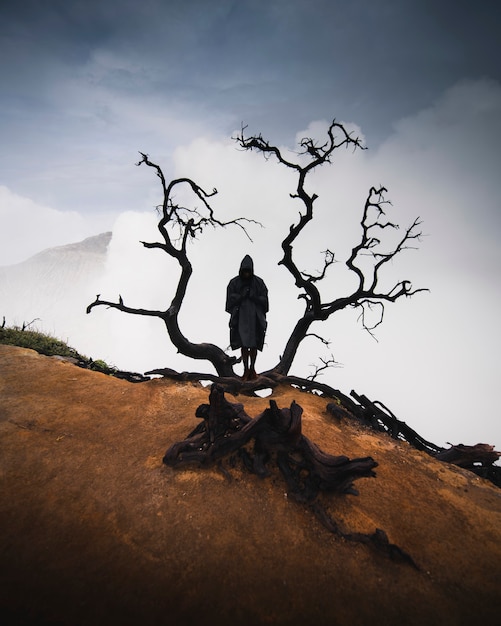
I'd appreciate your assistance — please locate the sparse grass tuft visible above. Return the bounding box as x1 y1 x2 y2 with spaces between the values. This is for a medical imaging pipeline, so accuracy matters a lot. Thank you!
0 322 117 375
0 325 83 358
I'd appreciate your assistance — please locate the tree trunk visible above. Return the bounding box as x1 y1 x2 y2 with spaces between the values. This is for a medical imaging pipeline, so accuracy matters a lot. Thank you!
162 316 236 378
267 312 315 376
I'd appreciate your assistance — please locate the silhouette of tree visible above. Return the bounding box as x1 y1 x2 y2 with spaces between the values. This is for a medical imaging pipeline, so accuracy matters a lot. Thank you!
87 153 257 377
233 122 427 376
87 121 427 385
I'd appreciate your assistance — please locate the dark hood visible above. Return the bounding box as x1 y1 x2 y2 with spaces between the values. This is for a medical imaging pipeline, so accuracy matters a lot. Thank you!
239 255 254 276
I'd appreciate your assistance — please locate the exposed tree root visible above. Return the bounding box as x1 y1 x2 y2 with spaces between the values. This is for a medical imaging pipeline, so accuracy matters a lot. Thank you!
163 383 418 568
310 502 418 569
153 367 501 488
347 391 501 487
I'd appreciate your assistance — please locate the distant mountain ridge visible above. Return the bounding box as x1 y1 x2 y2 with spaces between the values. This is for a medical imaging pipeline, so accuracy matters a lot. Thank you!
1 231 112 269
0 232 111 335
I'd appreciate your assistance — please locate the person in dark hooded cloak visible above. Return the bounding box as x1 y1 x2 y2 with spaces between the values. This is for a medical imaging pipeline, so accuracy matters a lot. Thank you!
226 255 269 380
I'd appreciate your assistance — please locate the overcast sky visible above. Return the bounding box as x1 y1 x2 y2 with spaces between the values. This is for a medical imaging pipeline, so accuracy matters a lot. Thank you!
1 0 500 453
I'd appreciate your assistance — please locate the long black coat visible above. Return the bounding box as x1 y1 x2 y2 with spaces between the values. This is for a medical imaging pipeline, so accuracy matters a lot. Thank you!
225 255 268 351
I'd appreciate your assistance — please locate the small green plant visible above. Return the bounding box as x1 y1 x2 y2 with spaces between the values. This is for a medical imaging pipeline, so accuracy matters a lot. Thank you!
0 325 80 358
90 359 117 374
0 321 116 375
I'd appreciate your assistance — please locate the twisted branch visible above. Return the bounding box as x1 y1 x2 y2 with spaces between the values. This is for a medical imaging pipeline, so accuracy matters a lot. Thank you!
87 154 259 376
235 124 427 373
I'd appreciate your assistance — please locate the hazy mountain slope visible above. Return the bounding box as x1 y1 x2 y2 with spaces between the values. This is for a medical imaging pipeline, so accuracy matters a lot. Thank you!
1 345 500 626
0 232 111 326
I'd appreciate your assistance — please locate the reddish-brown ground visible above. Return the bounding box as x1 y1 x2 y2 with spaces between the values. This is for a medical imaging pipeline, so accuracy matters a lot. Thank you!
1 345 500 625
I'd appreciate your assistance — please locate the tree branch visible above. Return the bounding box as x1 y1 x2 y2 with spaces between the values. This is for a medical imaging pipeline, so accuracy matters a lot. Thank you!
87 154 261 377
86 295 165 318
300 249 337 283
308 354 341 381
234 123 426 375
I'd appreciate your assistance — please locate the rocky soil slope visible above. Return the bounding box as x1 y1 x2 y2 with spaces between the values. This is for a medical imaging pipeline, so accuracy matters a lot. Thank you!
1 345 500 625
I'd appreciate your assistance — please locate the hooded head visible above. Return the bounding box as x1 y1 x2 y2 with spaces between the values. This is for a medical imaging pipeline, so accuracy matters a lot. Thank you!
239 255 254 279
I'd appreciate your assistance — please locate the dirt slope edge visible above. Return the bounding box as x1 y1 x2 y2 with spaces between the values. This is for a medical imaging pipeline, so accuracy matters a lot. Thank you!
1 345 500 625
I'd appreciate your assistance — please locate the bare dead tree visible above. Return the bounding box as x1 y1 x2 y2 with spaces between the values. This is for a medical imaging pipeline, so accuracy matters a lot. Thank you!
233 121 428 376
87 152 258 377
87 120 426 385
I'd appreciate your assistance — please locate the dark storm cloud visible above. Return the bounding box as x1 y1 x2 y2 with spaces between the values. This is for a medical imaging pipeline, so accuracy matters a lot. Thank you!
1 0 500 145
0 0 500 234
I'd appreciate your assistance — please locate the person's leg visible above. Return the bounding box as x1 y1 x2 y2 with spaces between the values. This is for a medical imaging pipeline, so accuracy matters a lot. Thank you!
248 348 258 380
241 347 250 379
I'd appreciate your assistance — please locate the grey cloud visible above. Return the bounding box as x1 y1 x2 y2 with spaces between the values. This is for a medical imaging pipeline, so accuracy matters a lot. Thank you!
0 0 500 232
2 0 500 142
